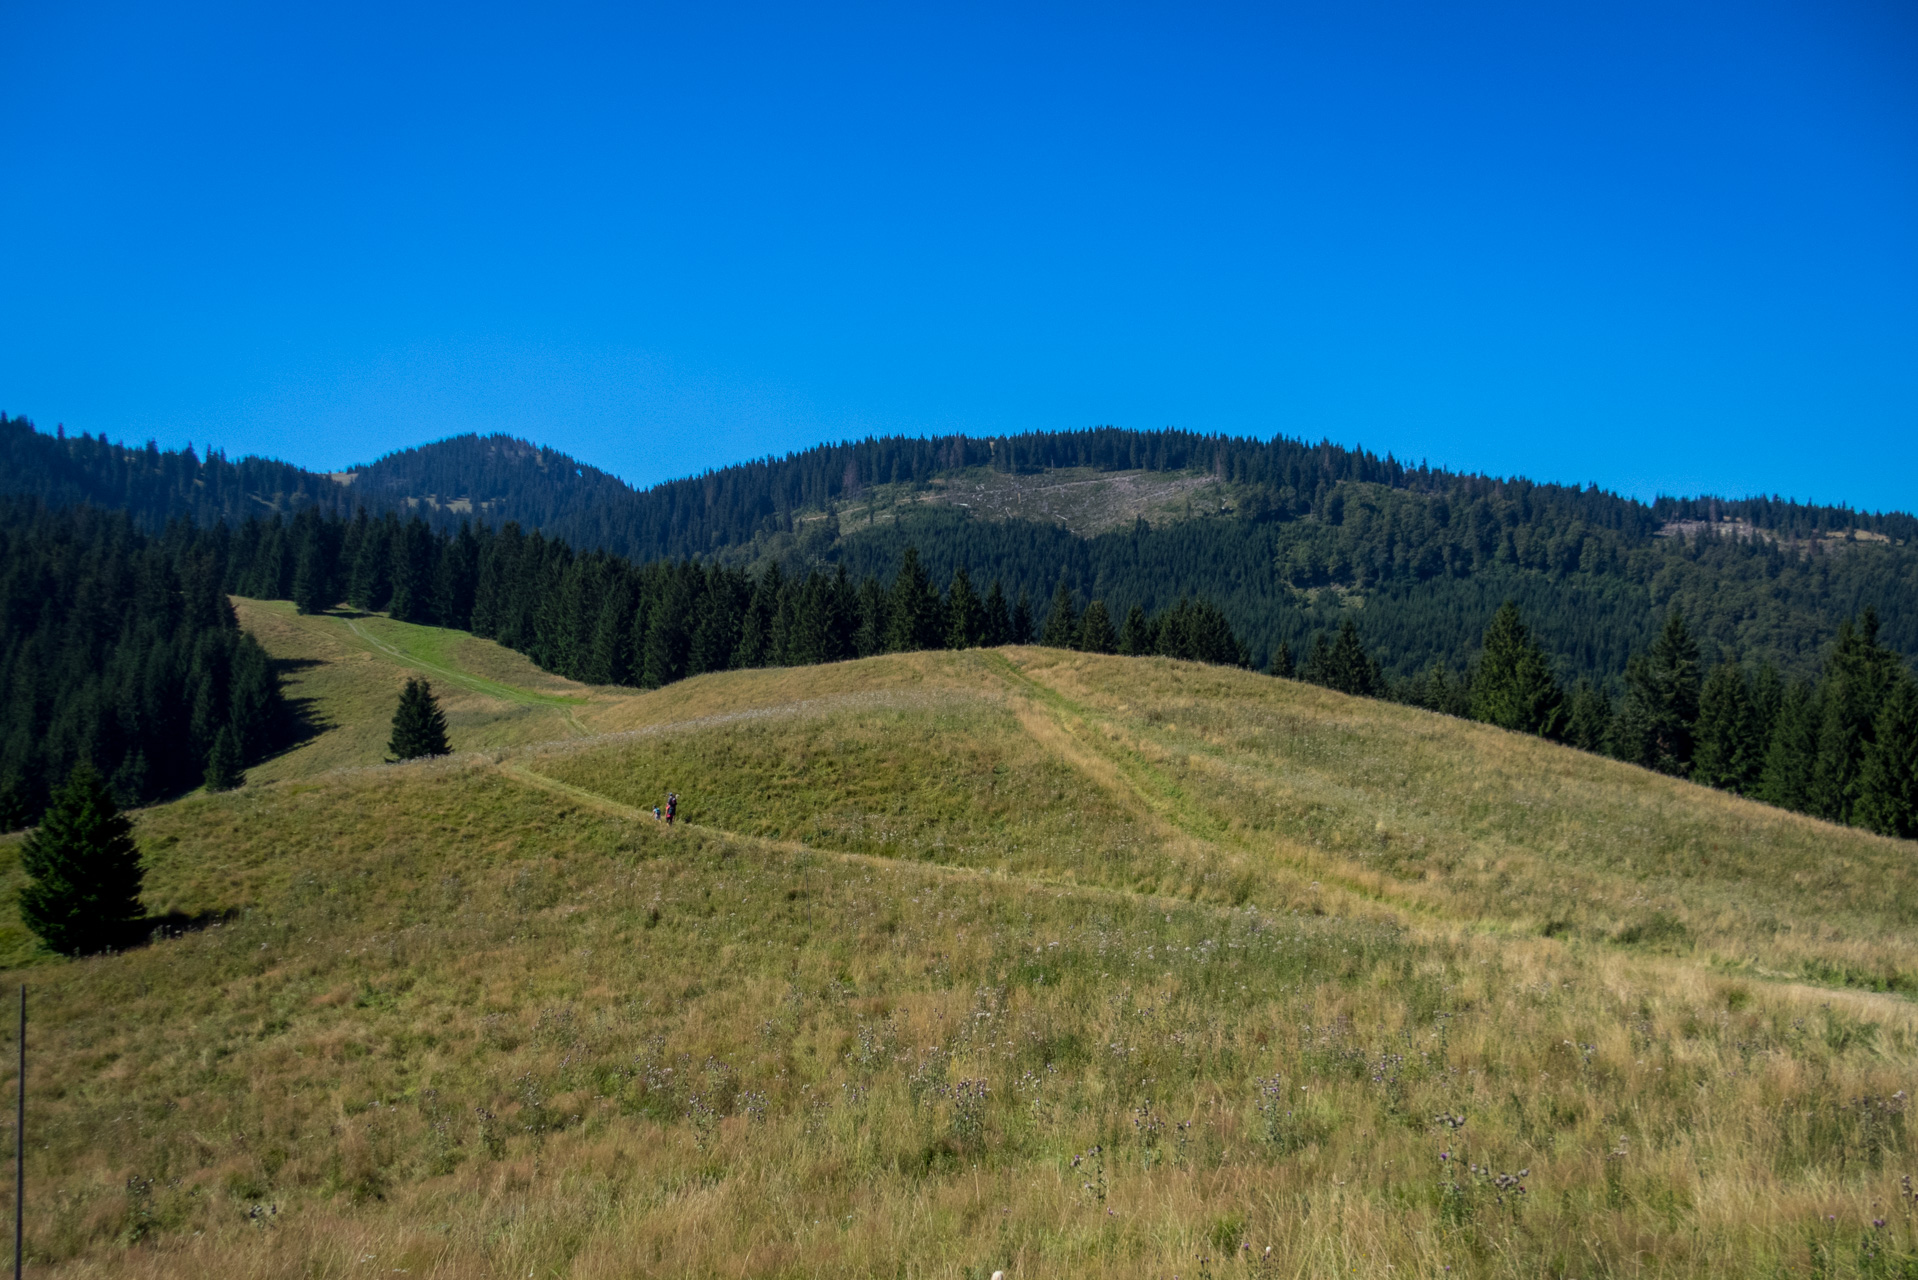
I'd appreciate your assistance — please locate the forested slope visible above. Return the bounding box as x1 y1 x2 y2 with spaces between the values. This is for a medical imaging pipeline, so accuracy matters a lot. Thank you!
6 413 1915 684
0 499 290 821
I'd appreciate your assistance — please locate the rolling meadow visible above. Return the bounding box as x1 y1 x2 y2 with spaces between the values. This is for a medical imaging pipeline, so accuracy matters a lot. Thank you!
1 605 1914 1278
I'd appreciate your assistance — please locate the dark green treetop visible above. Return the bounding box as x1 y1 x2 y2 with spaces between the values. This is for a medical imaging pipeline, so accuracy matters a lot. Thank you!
388 678 451 761
1077 601 1118 655
1614 610 1702 775
884 547 945 652
204 726 246 792
1305 618 1384 697
946 566 984 649
19 764 146 956
1857 677 1918 839
1040 578 1079 648
1470 602 1565 737
1690 660 1763 793
1120 604 1154 657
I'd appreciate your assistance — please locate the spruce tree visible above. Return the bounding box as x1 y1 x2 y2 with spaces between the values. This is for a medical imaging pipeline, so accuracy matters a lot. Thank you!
854 575 888 657
1039 578 1079 648
1563 680 1612 753
1808 698 1863 823
388 678 451 761
19 764 146 956
1120 605 1154 657
945 567 984 649
1691 660 1758 792
1756 681 1821 813
1077 601 1118 654
980 579 1011 647
1615 611 1702 775
885 547 945 652
1268 641 1295 679
735 566 782 667
1857 678 1918 839
291 537 330 615
1307 619 1383 697
204 725 245 792
1470 602 1565 737
1010 591 1035 645
1807 610 1905 824
788 571 831 665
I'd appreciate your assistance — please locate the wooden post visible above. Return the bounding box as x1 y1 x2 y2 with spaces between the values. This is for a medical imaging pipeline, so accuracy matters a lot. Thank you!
13 984 21 1280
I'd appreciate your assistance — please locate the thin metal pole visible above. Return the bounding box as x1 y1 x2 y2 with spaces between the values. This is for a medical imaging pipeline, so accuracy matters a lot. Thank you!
13 984 21 1280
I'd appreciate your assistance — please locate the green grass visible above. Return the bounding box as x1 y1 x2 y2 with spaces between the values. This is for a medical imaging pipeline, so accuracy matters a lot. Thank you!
230 599 606 784
5 625 1918 1278
339 614 587 706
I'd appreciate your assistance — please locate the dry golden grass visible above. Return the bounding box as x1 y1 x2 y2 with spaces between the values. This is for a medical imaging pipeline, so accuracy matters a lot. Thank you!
2 621 1915 1278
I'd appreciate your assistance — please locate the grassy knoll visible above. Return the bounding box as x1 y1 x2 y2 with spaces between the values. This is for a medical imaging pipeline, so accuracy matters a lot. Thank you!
3 636 1917 1277
232 599 605 783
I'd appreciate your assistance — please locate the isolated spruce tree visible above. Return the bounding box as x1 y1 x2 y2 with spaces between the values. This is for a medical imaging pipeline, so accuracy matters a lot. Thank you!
204 725 245 792
1077 601 1118 654
388 678 451 761
19 765 146 956
1040 579 1080 648
1470 602 1565 737
1857 678 1918 839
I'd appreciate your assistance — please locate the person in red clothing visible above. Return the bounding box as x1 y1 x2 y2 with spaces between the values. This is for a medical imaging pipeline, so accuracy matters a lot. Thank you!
665 792 678 825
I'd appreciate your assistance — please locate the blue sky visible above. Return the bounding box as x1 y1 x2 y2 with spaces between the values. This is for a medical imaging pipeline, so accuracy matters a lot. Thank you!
2 1 1913 509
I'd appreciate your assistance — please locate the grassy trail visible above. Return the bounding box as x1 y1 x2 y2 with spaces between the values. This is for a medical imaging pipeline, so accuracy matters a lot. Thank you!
498 756 1232 918
993 653 1418 918
341 615 588 710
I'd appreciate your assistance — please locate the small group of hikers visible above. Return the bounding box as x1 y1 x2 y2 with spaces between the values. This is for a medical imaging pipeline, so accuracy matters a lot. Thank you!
651 792 678 825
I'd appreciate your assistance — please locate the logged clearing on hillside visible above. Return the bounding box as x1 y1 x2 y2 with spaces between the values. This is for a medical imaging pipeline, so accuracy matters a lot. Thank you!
2 614 1915 1278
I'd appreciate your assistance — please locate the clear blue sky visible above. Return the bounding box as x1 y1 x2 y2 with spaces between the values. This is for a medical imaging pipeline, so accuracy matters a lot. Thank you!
2 1 1913 509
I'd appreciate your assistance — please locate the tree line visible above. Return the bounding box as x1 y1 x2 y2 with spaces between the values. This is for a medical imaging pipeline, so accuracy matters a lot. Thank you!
0 499 291 829
1300 600 1918 839
9 415 1915 690
245 505 1252 686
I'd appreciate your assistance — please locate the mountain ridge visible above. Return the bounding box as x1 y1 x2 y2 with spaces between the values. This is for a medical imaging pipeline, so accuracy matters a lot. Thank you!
4 414 1914 682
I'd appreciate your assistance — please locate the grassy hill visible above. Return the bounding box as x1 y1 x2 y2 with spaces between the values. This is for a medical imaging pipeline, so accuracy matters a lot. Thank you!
2 606 1915 1278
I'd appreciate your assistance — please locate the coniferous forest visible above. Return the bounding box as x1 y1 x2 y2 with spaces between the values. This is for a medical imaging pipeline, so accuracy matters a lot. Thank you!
2 414 1914 839
8 412 1915 685
0 499 289 827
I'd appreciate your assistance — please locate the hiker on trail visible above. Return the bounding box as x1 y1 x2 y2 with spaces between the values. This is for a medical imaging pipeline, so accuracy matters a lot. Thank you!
651 804 661 821
665 792 678 825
